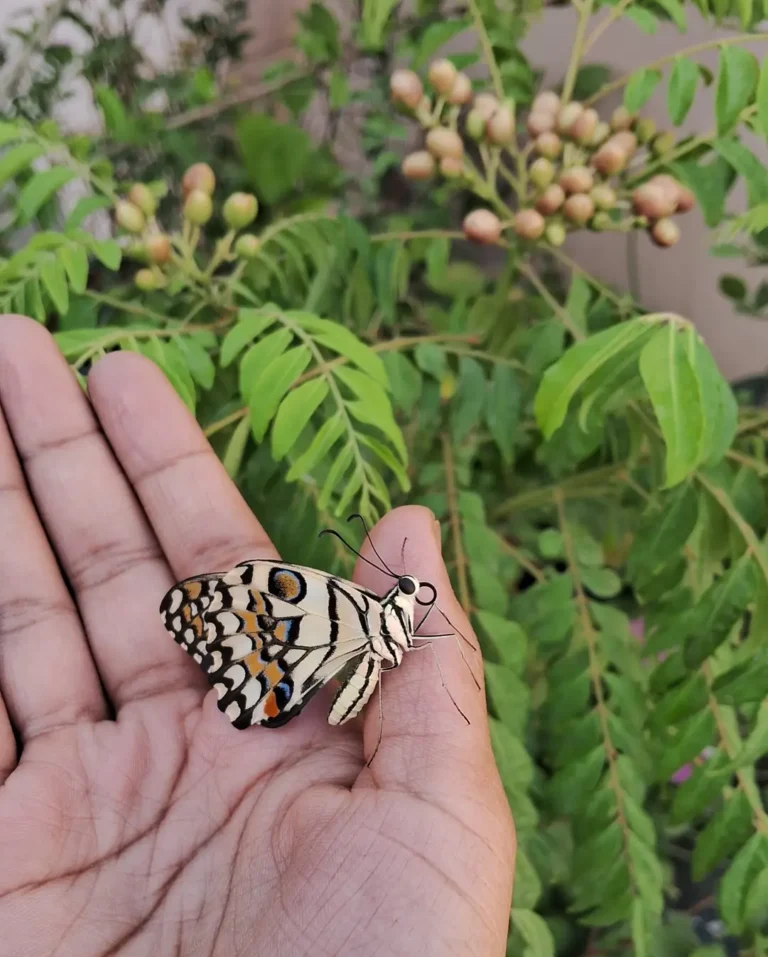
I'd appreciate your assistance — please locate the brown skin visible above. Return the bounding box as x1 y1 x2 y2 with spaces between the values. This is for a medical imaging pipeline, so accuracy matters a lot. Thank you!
0 317 515 957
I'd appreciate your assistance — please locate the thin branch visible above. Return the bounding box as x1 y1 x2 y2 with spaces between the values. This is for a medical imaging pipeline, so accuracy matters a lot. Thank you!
583 0 635 54
547 245 637 312
166 70 309 131
497 462 627 514
466 0 503 99
584 33 768 106
371 229 465 243
496 533 546 582
518 261 585 340
555 488 638 886
561 0 596 103
442 432 472 613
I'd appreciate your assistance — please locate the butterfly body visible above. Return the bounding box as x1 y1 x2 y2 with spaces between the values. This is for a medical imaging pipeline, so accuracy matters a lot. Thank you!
160 559 419 730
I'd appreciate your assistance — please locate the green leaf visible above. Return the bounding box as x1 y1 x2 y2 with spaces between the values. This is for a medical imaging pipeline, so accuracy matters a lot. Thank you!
737 0 754 27
624 68 663 113
757 56 768 139
475 612 527 672
239 328 293 400
293 312 387 385
671 155 736 228
89 239 122 270
512 849 542 910
744 866 768 929
0 121 24 145
715 46 759 136
683 557 757 667
628 484 698 587
692 790 753 880
94 84 132 139
271 378 329 460
235 114 312 204
222 414 251 478
383 352 422 413
714 653 768 705
509 574 573 647
670 751 730 824
317 442 353 509
713 137 768 206
248 346 312 441
667 57 699 125
564 275 591 335
650 674 709 729
655 710 716 781
535 319 655 439
718 832 768 933
489 718 534 790
414 19 470 66
175 336 216 390
452 357 486 443
625 5 658 32
64 195 112 230
16 166 76 224
639 323 703 487
512 909 555 957
57 244 89 295
336 365 407 463
581 566 622 598
414 342 447 379
648 0 686 30
548 746 605 815
485 663 529 736
0 142 44 187
727 703 768 771
286 412 345 481
221 309 277 367
39 257 69 316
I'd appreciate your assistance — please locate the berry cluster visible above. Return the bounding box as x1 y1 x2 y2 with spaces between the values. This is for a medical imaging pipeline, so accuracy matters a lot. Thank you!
390 63 695 250
113 164 260 291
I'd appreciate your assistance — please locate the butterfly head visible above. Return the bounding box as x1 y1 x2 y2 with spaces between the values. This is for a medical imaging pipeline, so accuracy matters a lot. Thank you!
397 575 419 597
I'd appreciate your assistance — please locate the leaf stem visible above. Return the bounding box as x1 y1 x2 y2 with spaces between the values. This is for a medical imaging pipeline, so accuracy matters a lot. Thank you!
561 0 596 103
583 0 635 55
584 33 768 106
442 432 471 613
497 462 627 514
518 261 585 340
467 0 503 99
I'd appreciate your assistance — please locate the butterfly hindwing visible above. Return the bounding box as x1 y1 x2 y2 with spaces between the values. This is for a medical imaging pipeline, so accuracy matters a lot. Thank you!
160 561 375 729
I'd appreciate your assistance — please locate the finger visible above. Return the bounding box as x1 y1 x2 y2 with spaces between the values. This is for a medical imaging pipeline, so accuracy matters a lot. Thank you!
0 327 106 741
353 505 495 796
88 351 279 580
0 693 16 784
0 317 205 711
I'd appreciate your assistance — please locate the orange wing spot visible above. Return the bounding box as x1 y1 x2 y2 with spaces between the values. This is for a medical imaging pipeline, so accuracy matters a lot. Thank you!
273 620 289 642
273 571 300 601
190 615 204 638
182 605 193 622
249 590 267 615
263 691 280 719
238 611 261 633
243 651 263 677
185 581 202 600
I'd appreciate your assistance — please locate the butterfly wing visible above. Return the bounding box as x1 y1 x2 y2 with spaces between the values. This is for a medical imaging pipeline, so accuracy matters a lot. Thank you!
160 560 381 728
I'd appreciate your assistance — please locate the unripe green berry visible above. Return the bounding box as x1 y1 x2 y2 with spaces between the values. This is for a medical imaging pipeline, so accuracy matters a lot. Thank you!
513 208 546 240
465 109 486 140
530 157 555 188
545 222 567 246
650 218 681 247
486 105 516 146
127 183 157 217
235 234 260 258
115 200 146 234
446 72 473 105
223 192 258 229
590 184 617 210
651 131 676 157
135 268 159 291
145 233 171 265
182 162 215 197
535 131 562 158
635 117 657 144
564 193 595 225
402 150 436 180
428 59 458 96
463 209 503 244
390 69 424 109
183 188 213 225
591 212 615 231
535 184 565 215
590 121 611 147
426 127 464 160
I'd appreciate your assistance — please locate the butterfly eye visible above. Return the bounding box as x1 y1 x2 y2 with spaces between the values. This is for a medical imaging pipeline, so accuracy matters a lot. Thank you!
398 576 417 595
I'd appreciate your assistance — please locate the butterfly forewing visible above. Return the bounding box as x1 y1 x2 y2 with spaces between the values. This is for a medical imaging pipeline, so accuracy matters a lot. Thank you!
160 560 387 729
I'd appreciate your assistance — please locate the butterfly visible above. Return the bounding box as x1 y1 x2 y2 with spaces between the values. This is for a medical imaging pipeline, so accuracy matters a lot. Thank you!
159 518 477 740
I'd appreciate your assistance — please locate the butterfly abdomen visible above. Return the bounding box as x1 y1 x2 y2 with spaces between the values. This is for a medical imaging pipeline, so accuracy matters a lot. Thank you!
329 654 382 726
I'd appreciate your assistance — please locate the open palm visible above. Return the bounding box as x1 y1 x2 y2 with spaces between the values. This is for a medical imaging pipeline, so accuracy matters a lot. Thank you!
0 316 514 957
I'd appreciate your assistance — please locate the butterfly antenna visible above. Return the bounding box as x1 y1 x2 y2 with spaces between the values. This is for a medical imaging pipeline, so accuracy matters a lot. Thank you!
366 678 385 768
428 644 470 726
318 528 398 580
347 513 399 578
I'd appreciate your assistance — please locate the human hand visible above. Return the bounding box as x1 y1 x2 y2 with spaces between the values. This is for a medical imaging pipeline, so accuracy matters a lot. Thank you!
0 316 515 957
